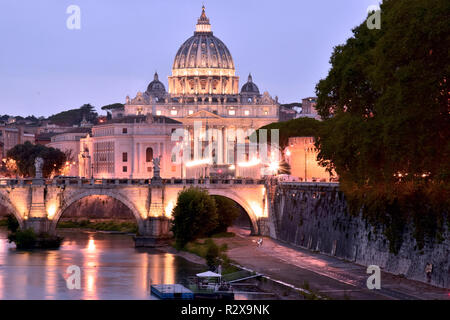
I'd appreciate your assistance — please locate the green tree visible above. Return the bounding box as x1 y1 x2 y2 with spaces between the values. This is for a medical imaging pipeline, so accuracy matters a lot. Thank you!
210 196 240 234
254 117 323 150
47 104 98 126
171 187 218 248
314 0 450 250
205 239 220 270
6 141 66 178
6 214 19 232
101 103 124 111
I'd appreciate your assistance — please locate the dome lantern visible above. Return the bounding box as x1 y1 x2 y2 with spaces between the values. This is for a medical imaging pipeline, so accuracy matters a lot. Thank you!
241 73 260 95
195 5 212 34
169 6 239 95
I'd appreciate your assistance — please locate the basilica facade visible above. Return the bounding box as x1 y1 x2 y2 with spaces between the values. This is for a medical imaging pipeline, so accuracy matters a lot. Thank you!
79 7 280 179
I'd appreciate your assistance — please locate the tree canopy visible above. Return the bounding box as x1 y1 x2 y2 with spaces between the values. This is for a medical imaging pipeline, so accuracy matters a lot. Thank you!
101 103 124 111
211 196 240 234
255 117 323 150
171 187 218 248
171 188 241 248
6 141 66 178
47 104 98 126
314 0 449 251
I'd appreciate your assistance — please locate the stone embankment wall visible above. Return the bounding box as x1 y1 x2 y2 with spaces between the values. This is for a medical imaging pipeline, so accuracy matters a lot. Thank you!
269 183 449 289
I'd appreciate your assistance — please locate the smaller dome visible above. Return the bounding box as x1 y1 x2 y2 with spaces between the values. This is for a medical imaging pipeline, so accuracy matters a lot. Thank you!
241 74 260 95
146 72 166 97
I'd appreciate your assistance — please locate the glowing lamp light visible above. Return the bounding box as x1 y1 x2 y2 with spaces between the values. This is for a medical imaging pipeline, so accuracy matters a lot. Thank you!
285 149 291 157
268 161 279 173
47 204 57 219
165 201 175 218
185 158 211 167
249 201 264 218
229 165 235 170
237 158 261 167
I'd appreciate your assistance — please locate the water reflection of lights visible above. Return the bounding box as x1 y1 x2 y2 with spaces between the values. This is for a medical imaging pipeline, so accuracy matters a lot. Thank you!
84 235 98 299
87 238 96 252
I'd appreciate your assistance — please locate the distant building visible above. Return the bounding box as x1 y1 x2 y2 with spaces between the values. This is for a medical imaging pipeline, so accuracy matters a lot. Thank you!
284 137 336 182
35 132 57 145
78 115 182 179
48 128 92 176
0 125 35 158
298 97 320 120
98 7 280 179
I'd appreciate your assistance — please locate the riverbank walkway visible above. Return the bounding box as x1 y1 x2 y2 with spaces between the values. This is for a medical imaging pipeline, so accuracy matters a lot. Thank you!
213 227 449 300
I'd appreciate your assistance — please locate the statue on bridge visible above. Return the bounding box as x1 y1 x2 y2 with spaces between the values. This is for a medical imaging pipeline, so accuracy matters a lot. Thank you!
34 157 44 179
152 156 161 182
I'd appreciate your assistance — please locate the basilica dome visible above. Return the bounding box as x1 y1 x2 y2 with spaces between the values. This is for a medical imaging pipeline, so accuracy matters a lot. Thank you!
146 72 166 97
172 6 235 72
241 74 260 95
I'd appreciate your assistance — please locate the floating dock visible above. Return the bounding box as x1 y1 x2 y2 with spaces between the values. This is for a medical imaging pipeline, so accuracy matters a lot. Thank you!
151 284 194 300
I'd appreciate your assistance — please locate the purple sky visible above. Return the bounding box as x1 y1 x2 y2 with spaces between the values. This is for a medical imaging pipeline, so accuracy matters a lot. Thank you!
0 0 378 117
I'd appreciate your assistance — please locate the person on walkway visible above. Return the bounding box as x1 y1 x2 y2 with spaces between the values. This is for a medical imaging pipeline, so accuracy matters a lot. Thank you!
257 238 263 247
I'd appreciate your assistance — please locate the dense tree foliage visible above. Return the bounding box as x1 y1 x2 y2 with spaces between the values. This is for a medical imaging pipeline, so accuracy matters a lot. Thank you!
47 104 98 126
211 196 240 234
315 0 449 251
101 103 124 111
255 117 322 150
171 187 218 248
171 188 242 248
7 141 66 178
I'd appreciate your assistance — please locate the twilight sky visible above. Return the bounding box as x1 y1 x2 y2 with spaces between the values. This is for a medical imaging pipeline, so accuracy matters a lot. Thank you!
0 0 378 117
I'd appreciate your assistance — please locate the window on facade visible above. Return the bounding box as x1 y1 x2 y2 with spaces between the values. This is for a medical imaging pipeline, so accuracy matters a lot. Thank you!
146 147 153 162
170 110 178 116
228 110 235 116
122 166 127 172
264 110 268 115
244 110 250 116
156 110 162 116
122 152 128 162
188 110 194 115
122 128 128 134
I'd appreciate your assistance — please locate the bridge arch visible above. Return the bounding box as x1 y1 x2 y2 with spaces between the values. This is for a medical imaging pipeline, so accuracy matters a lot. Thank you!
50 189 145 234
0 192 24 228
207 189 259 235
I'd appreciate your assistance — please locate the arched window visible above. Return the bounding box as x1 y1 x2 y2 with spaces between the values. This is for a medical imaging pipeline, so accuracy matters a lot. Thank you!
146 148 153 163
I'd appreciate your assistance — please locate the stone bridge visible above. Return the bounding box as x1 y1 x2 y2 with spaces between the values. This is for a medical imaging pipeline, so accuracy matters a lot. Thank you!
0 177 271 241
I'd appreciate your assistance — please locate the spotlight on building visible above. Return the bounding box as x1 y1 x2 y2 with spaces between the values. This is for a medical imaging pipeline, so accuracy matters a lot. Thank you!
185 158 211 168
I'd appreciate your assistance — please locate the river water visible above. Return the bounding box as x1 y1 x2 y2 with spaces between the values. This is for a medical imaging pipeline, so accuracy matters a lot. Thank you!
0 228 214 300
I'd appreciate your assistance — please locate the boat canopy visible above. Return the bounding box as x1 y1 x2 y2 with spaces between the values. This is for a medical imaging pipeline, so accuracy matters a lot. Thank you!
196 271 222 278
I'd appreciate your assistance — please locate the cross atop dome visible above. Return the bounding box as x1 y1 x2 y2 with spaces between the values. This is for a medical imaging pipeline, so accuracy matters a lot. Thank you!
195 5 212 34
